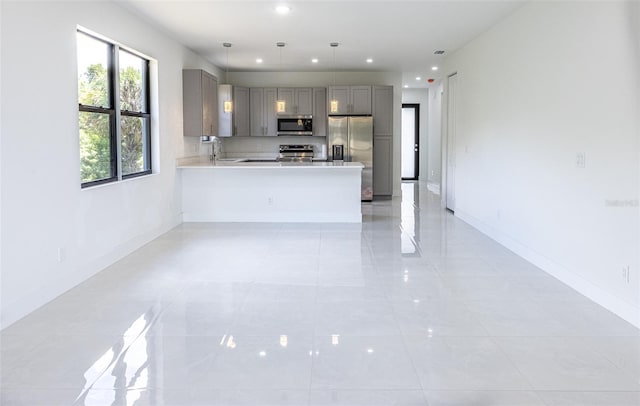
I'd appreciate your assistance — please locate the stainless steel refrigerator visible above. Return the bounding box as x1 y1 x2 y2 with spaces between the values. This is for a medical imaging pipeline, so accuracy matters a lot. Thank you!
327 116 373 201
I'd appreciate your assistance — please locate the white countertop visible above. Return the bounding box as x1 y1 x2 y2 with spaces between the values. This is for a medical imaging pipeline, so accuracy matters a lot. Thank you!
177 159 363 169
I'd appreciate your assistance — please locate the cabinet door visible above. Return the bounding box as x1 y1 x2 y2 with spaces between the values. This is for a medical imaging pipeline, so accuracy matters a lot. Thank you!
373 85 393 136
183 69 218 137
277 88 295 115
295 88 313 115
264 88 278 136
328 86 349 114
201 71 214 136
233 86 250 136
183 69 205 137
209 74 218 136
312 88 327 137
373 137 393 196
250 88 264 136
350 86 372 114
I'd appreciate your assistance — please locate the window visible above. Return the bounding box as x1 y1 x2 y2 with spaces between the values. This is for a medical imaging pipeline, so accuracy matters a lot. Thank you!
77 30 151 187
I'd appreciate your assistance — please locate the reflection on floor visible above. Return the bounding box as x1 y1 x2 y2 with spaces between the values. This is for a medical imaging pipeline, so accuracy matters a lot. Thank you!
1 182 639 405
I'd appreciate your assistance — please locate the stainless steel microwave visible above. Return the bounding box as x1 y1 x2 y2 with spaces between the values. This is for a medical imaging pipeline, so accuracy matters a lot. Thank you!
277 116 313 136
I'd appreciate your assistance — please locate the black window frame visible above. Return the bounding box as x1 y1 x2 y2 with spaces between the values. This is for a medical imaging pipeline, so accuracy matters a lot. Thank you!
119 48 152 181
78 30 152 188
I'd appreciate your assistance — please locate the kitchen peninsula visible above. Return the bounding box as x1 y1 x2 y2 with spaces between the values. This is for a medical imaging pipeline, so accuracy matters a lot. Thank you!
178 160 364 223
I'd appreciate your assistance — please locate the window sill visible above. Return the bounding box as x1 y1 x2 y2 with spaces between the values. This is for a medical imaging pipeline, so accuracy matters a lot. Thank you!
81 172 158 191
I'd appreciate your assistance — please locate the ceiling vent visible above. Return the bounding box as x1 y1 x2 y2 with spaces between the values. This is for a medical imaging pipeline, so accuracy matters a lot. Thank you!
433 50 445 55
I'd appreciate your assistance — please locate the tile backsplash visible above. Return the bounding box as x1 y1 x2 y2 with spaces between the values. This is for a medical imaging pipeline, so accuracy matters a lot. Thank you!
221 136 327 160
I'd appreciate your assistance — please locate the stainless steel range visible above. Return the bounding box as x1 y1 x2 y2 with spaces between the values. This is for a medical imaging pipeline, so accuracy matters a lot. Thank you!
278 144 314 162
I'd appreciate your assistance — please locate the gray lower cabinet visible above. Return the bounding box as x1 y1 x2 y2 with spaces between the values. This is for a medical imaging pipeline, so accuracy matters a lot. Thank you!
313 87 327 137
373 137 393 196
250 88 277 136
233 86 250 136
183 69 218 137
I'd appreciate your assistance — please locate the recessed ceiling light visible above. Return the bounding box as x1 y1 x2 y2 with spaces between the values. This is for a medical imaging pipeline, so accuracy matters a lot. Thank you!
416 76 421 81
366 58 373 63
311 58 318 63
275 5 291 14
431 66 439 71
404 85 409 88
256 58 263 63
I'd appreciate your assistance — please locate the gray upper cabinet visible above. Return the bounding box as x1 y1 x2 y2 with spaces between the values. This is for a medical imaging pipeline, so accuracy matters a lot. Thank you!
350 86 372 114
233 86 250 136
313 87 327 137
328 85 372 115
373 85 393 136
327 86 350 114
295 88 313 115
277 87 312 115
250 88 277 136
277 88 295 115
182 69 218 137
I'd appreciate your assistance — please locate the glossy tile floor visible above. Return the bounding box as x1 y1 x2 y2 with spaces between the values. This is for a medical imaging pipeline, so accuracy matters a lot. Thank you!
2 182 639 405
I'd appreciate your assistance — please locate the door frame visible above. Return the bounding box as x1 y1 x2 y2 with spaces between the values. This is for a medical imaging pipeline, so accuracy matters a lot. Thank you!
401 103 420 181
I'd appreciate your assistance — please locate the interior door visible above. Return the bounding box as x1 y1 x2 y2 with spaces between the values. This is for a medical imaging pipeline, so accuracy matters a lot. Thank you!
446 73 458 212
401 104 419 180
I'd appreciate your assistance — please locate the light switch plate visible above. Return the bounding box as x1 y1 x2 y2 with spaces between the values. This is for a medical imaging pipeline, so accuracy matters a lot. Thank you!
576 152 586 168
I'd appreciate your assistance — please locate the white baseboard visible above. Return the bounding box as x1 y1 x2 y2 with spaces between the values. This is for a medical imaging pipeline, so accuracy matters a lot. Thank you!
455 209 640 329
0 215 182 331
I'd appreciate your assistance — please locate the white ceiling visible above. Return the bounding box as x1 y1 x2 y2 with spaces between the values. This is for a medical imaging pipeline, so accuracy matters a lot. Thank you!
119 0 525 87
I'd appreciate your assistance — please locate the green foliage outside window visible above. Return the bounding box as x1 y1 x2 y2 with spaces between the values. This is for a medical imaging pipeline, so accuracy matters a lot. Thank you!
78 40 149 185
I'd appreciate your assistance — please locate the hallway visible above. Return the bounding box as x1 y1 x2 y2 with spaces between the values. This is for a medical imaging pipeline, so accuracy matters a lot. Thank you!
1 182 639 405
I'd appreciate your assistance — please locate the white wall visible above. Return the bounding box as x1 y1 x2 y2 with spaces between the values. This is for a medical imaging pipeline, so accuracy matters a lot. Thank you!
228 71 403 196
427 82 443 190
0 1 218 329
444 1 640 326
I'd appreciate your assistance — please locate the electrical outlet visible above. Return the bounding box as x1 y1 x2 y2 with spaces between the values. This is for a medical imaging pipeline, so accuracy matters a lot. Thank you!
576 152 586 168
622 265 630 284
267 197 273 206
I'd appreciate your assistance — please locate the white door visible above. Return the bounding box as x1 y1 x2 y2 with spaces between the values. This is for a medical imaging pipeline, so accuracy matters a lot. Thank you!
446 73 458 212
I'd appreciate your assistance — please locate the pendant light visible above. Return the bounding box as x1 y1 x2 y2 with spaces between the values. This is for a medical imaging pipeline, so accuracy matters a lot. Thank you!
223 43 233 113
275 42 286 114
329 42 339 113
